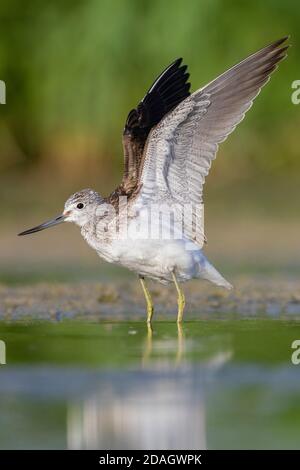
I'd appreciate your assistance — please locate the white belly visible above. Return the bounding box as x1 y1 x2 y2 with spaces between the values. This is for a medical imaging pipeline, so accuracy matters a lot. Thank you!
95 237 204 283
81 213 231 288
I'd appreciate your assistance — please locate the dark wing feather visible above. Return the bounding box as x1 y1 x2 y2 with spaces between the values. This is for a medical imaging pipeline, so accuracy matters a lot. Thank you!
121 58 191 192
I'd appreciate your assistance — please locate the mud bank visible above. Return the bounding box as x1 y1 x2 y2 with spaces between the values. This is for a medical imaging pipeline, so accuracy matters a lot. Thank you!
0 277 299 322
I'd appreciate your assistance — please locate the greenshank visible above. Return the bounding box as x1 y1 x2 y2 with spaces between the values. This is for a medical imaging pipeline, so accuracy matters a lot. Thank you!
19 37 288 322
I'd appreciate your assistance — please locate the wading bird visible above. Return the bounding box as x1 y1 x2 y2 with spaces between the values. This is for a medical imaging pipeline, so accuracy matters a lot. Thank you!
19 37 288 323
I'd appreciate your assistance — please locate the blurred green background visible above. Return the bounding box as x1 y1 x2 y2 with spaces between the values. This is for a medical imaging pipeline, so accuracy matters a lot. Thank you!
0 0 299 281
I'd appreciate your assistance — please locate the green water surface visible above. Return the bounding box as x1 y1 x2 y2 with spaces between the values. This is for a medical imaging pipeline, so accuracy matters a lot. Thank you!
0 319 300 449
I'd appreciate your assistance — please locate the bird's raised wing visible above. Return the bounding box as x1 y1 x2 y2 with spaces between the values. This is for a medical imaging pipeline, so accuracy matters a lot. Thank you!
134 37 289 247
121 58 191 194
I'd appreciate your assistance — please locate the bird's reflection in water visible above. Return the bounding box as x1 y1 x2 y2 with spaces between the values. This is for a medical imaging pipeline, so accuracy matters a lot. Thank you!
176 322 184 364
67 323 232 450
142 322 185 366
142 323 153 366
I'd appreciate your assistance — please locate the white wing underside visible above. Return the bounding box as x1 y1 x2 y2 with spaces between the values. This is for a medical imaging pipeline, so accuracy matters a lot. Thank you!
132 38 288 248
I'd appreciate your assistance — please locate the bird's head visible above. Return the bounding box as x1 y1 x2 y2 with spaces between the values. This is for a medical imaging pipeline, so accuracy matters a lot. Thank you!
18 189 103 236
63 189 103 226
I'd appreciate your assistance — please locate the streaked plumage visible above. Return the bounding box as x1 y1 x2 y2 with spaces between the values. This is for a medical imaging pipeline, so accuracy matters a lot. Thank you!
19 37 289 322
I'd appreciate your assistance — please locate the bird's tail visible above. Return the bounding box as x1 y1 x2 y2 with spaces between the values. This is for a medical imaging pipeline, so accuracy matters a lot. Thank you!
197 255 233 290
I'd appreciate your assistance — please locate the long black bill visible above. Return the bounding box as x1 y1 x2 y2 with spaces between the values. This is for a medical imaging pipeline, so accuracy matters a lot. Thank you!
18 214 66 236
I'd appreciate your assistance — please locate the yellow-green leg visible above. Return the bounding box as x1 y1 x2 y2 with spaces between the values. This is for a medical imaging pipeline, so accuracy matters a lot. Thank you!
172 272 185 323
139 276 154 324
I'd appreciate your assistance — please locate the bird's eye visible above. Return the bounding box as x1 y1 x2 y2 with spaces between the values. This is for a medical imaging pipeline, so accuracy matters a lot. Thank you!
77 203 84 209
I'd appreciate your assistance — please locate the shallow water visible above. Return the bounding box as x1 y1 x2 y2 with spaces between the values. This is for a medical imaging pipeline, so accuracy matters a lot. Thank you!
0 318 300 449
